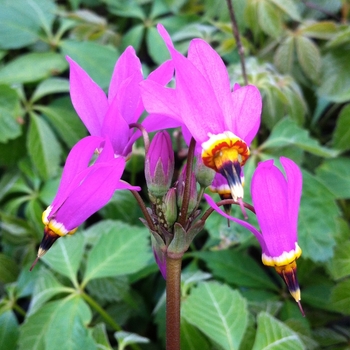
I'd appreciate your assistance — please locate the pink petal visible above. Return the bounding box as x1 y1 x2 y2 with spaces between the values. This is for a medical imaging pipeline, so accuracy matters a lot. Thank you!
231 85 262 145
55 158 126 230
280 157 302 239
67 56 108 135
108 46 143 103
188 39 234 130
51 136 104 211
251 160 295 257
157 24 175 48
204 194 267 251
148 59 174 85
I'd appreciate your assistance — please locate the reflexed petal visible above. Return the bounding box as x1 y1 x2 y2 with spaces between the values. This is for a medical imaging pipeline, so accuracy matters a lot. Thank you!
54 158 126 230
67 56 108 135
204 194 267 251
101 95 130 155
108 46 142 103
115 180 140 191
140 80 181 120
232 85 262 145
188 39 234 130
157 24 174 48
148 59 174 85
51 136 104 212
251 160 295 257
280 157 302 240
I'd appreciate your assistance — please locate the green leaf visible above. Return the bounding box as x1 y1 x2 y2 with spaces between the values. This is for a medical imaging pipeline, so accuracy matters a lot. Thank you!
318 49 350 103
315 157 350 199
274 36 295 74
120 24 145 53
0 53 67 84
332 104 350 151
31 78 70 103
299 21 338 40
182 281 248 350
194 250 278 291
295 35 321 82
146 27 171 65
19 296 95 350
60 39 119 90
37 97 87 148
298 171 338 262
27 113 62 180
181 319 211 350
114 331 149 350
260 118 339 158
252 312 304 350
82 221 152 284
0 84 22 143
269 0 301 21
258 0 283 38
0 0 56 49
0 253 19 283
330 280 350 314
28 267 73 316
104 0 146 20
41 234 85 285
91 323 112 350
0 311 19 350
326 25 350 48
327 241 350 280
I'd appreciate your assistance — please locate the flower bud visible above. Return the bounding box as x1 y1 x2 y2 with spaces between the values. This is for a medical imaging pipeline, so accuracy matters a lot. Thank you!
195 156 215 188
145 131 174 197
177 164 197 216
162 188 177 227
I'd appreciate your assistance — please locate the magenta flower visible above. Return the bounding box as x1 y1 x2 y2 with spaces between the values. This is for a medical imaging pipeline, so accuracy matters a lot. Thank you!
31 136 140 269
145 131 175 197
140 24 262 201
205 157 304 312
67 46 144 157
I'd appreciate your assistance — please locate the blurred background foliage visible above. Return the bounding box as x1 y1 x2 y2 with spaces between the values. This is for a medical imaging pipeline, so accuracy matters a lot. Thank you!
0 0 350 349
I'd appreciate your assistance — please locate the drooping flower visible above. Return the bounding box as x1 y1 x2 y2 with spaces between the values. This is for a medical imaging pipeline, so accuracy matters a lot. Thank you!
145 131 175 198
140 24 262 202
30 136 140 270
205 157 304 314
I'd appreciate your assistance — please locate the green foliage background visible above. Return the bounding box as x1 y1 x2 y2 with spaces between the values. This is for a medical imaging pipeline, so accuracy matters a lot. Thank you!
0 0 350 349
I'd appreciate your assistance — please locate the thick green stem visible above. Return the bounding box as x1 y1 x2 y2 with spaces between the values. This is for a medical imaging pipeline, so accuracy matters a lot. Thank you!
166 256 182 350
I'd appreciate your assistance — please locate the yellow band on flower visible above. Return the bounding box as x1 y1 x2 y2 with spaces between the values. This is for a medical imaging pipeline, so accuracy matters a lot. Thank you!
262 243 302 267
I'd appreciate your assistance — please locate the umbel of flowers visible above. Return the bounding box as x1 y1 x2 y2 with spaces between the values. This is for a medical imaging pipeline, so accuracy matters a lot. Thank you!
30 23 305 350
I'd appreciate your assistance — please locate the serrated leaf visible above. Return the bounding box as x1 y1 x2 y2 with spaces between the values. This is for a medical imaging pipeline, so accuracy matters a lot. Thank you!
298 171 338 262
295 35 321 82
41 234 85 286
260 118 339 158
318 49 350 103
37 97 87 148
31 78 70 103
330 280 350 314
182 281 248 350
0 52 67 84
315 157 350 199
19 296 94 350
252 312 305 350
82 221 152 284
29 268 73 315
258 0 283 38
194 250 278 291
332 104 350 151
27 113 61 180
327 241 350 280
181 319 211 350
0 0 56 49
0 311 19 350
60 40 119 90
274 36 295 74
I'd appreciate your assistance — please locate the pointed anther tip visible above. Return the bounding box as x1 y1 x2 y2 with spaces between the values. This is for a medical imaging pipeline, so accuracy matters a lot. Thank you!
297 300 305 317
29 256 40 272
